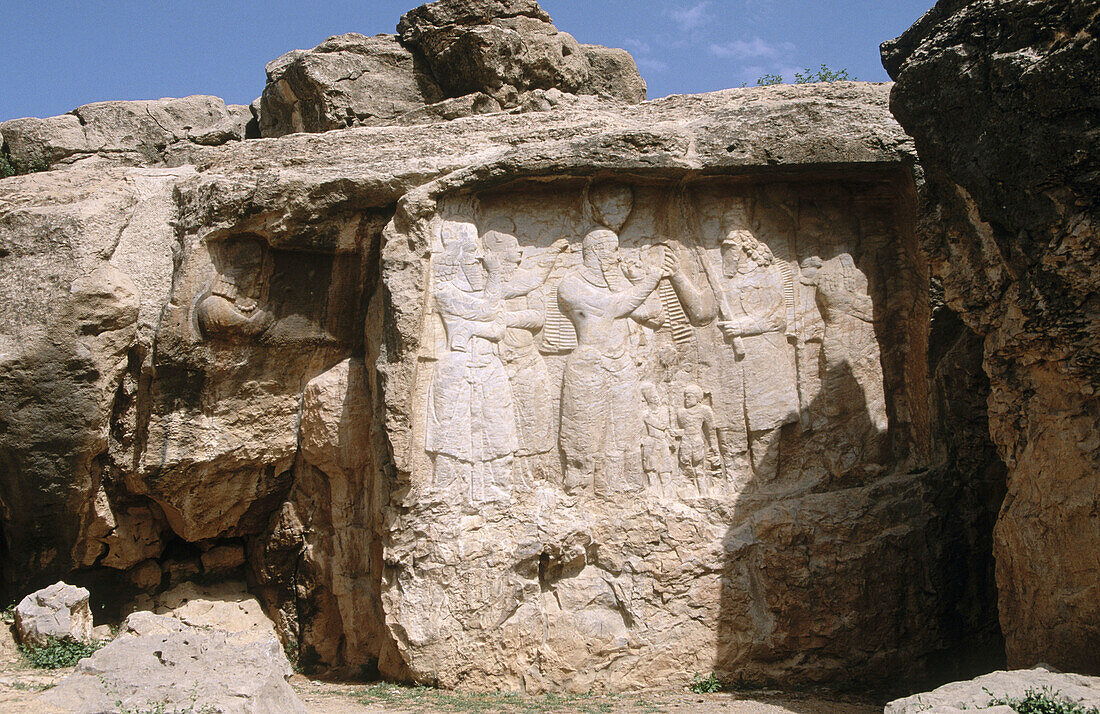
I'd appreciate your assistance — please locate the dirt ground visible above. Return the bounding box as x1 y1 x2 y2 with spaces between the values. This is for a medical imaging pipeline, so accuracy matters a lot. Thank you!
291 677 882 713
0 627 880 713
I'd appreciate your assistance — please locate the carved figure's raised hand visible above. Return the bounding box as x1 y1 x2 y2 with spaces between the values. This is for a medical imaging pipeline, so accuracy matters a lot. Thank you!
246 308 274 334
482 252 502 275
550 238 570 254
622 256 646 283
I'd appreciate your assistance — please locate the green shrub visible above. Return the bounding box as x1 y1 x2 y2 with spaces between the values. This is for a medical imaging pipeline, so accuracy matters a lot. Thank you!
0 151 49 177
688 672 722 694
755 65 854 87
19 637 105 669
794 64 853 83
986 686 1100 714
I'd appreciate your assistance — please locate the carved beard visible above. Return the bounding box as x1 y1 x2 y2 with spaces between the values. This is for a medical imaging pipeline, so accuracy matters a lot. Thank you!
598 254 625 288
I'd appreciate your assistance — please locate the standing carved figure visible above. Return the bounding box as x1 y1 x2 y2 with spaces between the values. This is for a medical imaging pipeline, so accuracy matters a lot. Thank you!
196 238 273 340
557 228 667 495
811 252 888 436
793 256 826 430
640 382 675 498
669 201 799 484
481 218 569 460
675 384 719 496
425 218 518 503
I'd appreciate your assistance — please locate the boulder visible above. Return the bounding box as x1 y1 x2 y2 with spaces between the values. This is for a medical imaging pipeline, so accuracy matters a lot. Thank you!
883 0 1100 672
0 95 250 171
144 581 279 645
581 45 647 104
885 666 1100 713
398 0 644 106
201 544 246 572
258 33 443 138
41 611 306 714
14 582 93 648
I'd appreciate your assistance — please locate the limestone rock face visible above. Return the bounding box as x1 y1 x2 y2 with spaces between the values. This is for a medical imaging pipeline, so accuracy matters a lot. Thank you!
41 611 305 714
256 0 645 139
14 582 93 648
0 95 252 171
0 165 192 587
1 76 999 692
885 666 1100 714
259 33 443 138
398 0 644 106
883 0 1100 673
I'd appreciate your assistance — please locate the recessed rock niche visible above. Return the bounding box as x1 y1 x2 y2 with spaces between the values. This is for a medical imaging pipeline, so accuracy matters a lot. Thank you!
383 174 933 691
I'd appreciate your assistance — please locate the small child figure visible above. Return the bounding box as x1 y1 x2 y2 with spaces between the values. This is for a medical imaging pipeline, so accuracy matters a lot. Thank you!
676 384 719 496
641 382 675 499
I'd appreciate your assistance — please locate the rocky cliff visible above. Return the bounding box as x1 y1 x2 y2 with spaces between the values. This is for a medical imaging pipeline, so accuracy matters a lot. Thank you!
883 0 1099 674
0 0 1016 694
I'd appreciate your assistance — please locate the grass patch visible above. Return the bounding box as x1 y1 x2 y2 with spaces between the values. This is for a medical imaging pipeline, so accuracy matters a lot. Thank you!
353 682 629 713
115 701 217 714
985 686 1100 714
19 637 105 669
9 680 53 692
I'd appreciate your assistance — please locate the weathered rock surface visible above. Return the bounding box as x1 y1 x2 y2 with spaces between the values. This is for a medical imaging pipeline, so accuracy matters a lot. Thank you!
0 0 1032 694
0 95 252 171
256 0 645 138
885 666 1100 713
41 611 306 714
0 76 1009 691
883 0 1100 673
397 0 645 106
259 33 443 137
13 582 93 647
128 581 280 644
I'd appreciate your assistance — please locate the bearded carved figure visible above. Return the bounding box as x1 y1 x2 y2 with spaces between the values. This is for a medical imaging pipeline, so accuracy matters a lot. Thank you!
424 217 518 503
195 237 273 340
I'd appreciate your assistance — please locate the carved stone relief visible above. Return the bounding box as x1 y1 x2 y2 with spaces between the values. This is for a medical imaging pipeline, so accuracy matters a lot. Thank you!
390 176 929 691
195 237 273 340
409 180 901 504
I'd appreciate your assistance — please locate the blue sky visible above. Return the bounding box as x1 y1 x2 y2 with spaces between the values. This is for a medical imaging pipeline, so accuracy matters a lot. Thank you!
0 1 935 122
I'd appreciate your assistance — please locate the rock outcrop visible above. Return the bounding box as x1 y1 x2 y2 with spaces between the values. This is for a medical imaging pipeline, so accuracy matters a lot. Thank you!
0 95 253 171
886 666 1100 714
42 611 306 714
0 0 1040 697
397 0 645 105
883 0 1100 673
14 582 93 648
259 33 444 137
257 0 645 138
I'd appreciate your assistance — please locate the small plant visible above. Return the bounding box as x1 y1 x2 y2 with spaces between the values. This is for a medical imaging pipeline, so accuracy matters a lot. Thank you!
19 636 105 669
1 602 16 624
794 64 853 83
114 687 217 714
985 686 1100 714
0 151 49 177
688 672 722 694
9 680 53 692
756 73 783 86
